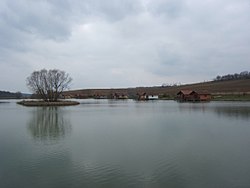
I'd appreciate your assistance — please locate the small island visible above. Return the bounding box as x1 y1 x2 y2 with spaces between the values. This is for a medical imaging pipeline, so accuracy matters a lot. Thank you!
17 69 80 107
17 100 79 106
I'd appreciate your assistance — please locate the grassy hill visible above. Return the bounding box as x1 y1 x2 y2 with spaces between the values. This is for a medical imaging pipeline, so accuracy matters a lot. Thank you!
64 79 250 100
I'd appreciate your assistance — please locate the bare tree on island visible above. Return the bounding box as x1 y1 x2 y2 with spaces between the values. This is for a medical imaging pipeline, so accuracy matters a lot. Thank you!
26 69 72 102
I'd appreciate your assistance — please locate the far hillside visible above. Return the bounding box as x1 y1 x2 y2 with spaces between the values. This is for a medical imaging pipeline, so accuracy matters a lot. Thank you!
159 79 250 96
64 79 250 100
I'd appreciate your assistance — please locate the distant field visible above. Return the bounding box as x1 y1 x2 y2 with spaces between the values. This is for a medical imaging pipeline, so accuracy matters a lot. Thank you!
64 79 250 100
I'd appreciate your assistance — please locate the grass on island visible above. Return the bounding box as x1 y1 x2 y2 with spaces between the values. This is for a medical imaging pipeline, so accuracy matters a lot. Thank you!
17 100 80 106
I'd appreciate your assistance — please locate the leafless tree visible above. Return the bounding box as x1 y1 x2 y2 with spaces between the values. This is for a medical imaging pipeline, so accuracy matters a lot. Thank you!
26 69 72 102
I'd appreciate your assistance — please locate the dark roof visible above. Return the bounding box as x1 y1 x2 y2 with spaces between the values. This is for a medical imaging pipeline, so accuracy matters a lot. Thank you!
177 90 194 95
196 91 211 95
177 90 211 95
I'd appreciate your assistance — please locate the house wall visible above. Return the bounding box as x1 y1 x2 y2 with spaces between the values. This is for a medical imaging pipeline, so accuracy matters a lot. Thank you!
148 95 159 100
199 94 212 101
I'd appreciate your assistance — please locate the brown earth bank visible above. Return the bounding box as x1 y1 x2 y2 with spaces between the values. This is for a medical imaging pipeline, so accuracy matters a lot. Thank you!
63 79 250 100
17 100 80 107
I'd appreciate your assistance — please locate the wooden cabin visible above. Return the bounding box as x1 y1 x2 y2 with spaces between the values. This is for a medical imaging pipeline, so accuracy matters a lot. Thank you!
176 90 193 101
177 90 211 102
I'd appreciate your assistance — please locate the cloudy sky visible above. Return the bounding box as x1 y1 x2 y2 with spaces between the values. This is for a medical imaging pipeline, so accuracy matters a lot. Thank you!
0 0 249 92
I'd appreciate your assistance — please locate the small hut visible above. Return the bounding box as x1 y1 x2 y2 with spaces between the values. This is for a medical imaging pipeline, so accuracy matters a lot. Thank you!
176 90 211 102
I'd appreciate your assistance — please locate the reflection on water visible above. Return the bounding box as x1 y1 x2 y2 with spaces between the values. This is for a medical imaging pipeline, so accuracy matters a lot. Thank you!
214 106 250 119
0 101 9 104
28 107 71 141
178 102 250 120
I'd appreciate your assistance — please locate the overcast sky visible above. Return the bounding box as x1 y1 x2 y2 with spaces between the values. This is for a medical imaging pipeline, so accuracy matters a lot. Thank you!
0 0 250 92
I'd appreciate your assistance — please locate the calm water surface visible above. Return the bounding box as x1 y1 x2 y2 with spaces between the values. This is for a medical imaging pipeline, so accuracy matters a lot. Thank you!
0 100 250 188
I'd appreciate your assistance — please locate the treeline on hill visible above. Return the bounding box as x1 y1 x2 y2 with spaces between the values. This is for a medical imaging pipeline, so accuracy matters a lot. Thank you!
214 71 250 81
0 91 22 99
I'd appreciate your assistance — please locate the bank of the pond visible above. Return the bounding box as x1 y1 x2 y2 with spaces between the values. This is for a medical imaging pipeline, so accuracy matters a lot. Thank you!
17 100 80 106
212 94 250 101
159 94 250 101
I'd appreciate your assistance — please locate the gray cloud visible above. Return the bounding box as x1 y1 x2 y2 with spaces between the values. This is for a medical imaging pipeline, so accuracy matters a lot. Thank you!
0 0 250 92
78 0 142 21
147 0 186 19
1 0 72 41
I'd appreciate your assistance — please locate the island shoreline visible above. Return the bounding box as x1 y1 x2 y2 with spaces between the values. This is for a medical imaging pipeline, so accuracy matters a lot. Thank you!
17 100 80 107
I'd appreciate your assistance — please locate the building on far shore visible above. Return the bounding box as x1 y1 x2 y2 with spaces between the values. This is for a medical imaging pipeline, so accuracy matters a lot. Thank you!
176 90 211 102
197 91 212 101
137 93 159 100
148 95 159 100
111 93 129 99
94 94 108 99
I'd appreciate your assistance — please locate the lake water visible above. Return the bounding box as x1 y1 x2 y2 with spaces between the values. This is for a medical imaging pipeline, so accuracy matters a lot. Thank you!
1 99 250 188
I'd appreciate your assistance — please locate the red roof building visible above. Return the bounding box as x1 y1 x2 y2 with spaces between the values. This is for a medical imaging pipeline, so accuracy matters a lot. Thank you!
177 90 211 102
